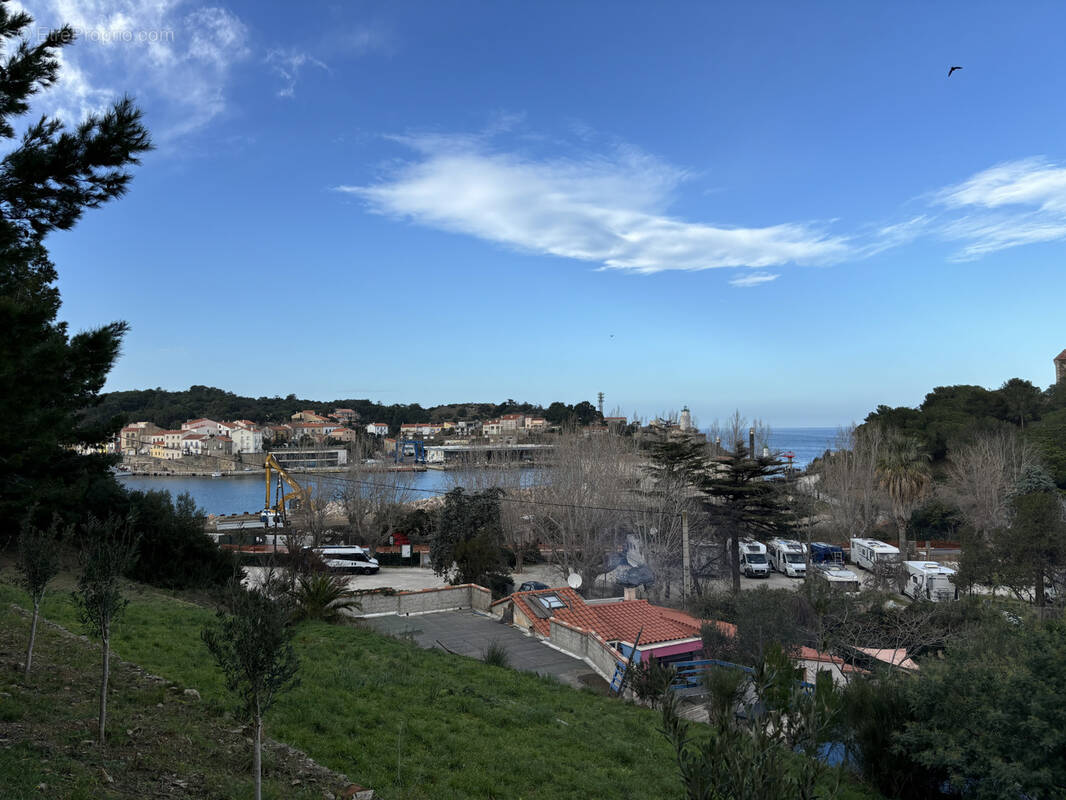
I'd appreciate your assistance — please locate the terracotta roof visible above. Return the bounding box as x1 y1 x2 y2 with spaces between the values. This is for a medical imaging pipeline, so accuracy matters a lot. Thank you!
855 647 919 671
498 587 600 637
1056 349 1066 361
795 646 862 673
591 600 705 645
497 589 720 646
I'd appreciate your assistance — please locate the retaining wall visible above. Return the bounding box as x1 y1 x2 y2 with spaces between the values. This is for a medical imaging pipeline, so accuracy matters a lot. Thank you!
352 584 492 617
549 618 625 681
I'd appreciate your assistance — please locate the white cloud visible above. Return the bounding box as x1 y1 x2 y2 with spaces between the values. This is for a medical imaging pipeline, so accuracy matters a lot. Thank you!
338 134 850 274
729 272 780 288
266 49 329 99
933 158 1066 259
15 1 250 139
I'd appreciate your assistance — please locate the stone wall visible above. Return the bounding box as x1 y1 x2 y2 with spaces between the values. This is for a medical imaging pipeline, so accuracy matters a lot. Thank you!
351 584 492 617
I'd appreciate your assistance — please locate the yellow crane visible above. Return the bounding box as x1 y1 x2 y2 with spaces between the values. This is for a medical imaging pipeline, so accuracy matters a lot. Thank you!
264 452 314 519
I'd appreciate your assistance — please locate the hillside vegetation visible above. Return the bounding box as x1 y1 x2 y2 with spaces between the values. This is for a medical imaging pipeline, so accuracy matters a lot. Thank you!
0 575 884 800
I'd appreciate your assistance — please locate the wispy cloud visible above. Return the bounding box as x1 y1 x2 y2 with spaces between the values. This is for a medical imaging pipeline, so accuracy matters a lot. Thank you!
266 49 329 98
729 272 780 288
15 1 250 139
337 133 851 274
933 158 1066 259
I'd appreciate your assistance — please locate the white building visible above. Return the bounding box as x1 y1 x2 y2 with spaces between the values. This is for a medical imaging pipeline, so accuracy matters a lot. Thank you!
181 432 207 455
182 418 224 437
230 427 263 454
366 422 389 436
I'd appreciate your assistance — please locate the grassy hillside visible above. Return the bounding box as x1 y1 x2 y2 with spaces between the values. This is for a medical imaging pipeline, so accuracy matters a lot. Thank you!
0 576 883 799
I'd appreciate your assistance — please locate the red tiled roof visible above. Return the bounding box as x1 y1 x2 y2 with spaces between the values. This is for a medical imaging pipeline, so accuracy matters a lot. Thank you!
497 589 721 646
591 600 705 645
1057 349 1066 361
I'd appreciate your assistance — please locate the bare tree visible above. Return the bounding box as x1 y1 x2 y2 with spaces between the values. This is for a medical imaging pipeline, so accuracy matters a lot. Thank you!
945 427 1034 537
17 516 65 676
339 447 414 549
815 424 885 540
75 516 137 745
530 432 636 590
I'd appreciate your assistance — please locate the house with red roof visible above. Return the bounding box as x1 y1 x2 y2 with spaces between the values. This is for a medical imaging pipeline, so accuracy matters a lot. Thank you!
491 587 718 665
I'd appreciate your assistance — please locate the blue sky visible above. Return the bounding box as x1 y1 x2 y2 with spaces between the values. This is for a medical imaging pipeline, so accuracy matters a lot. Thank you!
17 0 1066 425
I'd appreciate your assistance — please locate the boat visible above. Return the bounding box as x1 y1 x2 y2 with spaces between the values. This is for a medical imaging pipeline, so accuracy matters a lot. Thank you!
210 471 223 478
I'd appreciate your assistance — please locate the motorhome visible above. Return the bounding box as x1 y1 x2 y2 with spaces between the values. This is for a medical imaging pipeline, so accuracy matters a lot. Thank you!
767 539 807 578
902 561 957 602
849 538 901 571
310 545 380 575
811 563 861 592
739 539 770 578
810 542 845 565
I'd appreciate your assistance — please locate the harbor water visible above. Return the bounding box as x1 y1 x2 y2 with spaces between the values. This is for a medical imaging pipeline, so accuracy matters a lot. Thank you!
118 427 840 516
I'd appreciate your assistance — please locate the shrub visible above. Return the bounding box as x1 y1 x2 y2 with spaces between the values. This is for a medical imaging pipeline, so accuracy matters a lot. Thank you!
483 641 510 668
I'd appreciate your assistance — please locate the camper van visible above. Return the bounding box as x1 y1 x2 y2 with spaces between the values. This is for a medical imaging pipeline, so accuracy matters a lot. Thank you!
739 539 770 578
903 561 957 602
849 538 901 571
811 563 861 592
767 539 807 578
810 542 845 565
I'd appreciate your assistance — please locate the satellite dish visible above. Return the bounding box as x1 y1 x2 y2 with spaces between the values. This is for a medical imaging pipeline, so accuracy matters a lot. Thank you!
567 572 583 589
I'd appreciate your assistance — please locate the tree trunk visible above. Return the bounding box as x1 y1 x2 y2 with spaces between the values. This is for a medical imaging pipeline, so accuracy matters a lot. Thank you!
730 532 741 594
1035 568 1046 607
25 598 40 676
99 630 110 745
253 704 263 800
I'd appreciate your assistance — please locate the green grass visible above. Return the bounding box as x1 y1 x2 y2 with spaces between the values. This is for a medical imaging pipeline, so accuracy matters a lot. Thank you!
0 589 342 800
0 576 885 799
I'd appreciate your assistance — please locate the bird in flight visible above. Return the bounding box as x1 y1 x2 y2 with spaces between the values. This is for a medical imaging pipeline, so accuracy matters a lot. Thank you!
948 66 963 77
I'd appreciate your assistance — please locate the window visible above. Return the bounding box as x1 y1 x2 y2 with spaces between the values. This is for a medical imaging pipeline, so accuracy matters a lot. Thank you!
538 593 567 610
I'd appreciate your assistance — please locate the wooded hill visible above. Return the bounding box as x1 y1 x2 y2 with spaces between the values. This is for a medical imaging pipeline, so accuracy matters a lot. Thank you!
862 378 1066 487
81 386 603 433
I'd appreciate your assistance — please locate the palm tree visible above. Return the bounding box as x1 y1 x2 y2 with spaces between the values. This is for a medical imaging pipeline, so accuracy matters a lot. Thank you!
291 572 362 623
877 432 931 555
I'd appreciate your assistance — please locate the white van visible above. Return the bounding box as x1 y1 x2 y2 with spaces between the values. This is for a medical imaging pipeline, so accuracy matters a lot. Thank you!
739 539 770 578
767 539 807 578
310 546 380 575
902 561 957 602
849 538 901 571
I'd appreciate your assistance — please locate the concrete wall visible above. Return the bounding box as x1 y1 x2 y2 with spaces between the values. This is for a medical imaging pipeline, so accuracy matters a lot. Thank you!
352 584 492 617
549 619 625 682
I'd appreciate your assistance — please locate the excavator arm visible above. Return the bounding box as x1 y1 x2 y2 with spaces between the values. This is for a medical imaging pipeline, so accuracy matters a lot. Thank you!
264 452 313 515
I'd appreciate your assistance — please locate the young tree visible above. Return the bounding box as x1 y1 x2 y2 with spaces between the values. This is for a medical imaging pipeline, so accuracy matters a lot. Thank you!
75 516 137 745
0 5 151 534
203 583 300 800
16 515 64 675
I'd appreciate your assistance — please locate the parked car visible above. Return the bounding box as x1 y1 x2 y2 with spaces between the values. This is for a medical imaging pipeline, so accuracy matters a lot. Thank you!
517 581 549 592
